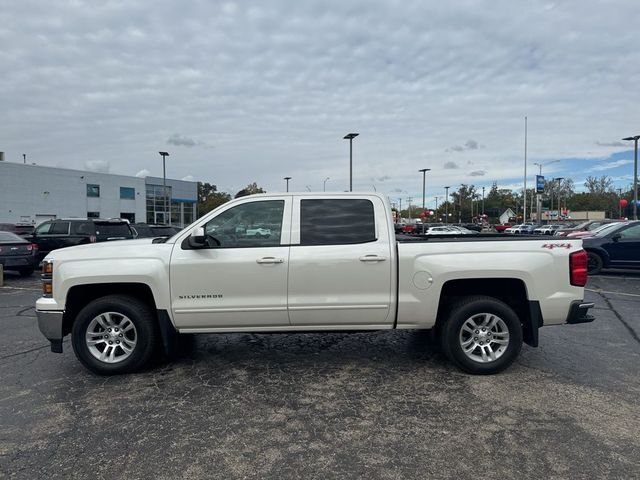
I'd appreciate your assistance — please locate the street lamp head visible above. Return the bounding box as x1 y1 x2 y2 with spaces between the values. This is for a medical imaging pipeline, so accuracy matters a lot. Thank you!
343 133 359 140
622 135 640 141
158 151 169 157
418 168 431 173
284 176 291 181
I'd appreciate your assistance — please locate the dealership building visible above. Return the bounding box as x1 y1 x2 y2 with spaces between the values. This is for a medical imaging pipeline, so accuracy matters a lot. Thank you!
0 161 197 227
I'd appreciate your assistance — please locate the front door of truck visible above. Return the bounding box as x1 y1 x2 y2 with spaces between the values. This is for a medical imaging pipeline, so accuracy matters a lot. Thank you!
287 196 394 327
170 197 292 329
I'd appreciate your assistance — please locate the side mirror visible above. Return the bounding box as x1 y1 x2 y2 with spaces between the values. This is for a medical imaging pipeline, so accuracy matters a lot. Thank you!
611 233 622 242
188 227 206 248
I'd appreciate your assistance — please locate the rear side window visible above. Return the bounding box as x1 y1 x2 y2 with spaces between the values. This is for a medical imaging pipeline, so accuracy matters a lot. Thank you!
300 199 376 246
50 222 70 235
72 222 95 235
95 223 133 238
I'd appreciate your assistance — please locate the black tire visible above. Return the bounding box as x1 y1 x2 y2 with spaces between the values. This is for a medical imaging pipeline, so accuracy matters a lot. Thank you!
71 295 159 375
587 251 603 275
18 268 35 277
440 296 523 375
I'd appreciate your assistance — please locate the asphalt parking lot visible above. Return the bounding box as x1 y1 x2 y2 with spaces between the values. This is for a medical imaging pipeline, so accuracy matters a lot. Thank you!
1 271 639 479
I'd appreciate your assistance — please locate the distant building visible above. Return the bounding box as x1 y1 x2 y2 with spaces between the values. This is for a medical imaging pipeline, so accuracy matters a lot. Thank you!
0 161 197 226
499 208 516 224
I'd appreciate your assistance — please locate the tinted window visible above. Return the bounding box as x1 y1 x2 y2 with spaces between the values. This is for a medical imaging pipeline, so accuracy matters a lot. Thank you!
87 184 100 198
120 187 135 199
72 222 95 235
94 223 133 238
87 211 100 218
120 212 135 222
50 222 70 235
204 200 284 248
300 199 376 246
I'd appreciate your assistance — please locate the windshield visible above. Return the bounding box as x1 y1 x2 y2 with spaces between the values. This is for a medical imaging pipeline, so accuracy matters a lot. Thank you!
594 222 625 237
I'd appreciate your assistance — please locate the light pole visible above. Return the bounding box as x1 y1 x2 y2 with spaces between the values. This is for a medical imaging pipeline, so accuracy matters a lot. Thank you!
323 177 330 192
482 186 485 216
622 135 639 220
555 177 564 221
158 152 170 225
343 133 359 192
444 186 450 224
524 116 528 224
284 176 291 192
419 168 430 232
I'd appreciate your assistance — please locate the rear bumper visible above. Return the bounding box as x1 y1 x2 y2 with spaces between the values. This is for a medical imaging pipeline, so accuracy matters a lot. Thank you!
566 301 595 324
36 310 64 353
0 255 35 269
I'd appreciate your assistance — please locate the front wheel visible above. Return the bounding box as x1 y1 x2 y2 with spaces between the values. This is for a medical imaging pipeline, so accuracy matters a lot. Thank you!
71 295 159 375
441 296 523 374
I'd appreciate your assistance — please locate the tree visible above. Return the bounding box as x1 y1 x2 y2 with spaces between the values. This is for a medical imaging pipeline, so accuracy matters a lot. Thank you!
584 176 613 195
197 182 231 216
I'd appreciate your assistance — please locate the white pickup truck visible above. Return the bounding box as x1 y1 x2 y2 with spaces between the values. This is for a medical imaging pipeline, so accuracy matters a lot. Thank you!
36 193 594 375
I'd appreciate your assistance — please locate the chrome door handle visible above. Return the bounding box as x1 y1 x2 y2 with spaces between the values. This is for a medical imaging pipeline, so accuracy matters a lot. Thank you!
359 255 387 262
256 257 285 264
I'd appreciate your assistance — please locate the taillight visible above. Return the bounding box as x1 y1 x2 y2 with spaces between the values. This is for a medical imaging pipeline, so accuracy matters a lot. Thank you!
570 250 588 286
27 244 33 251
32 243 38 251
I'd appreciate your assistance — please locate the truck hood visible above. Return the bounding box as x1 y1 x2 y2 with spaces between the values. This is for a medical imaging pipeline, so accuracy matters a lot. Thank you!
44 238 165 262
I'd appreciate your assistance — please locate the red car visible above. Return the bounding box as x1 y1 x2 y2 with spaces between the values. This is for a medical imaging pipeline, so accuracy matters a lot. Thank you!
494 223 512 233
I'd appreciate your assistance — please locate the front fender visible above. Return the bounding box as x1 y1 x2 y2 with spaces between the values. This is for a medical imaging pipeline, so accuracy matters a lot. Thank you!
53 258 170 311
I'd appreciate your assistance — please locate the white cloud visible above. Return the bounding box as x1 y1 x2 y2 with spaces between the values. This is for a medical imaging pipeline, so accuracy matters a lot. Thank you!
84 160 110 173
1 0 638 203
590 159 633 171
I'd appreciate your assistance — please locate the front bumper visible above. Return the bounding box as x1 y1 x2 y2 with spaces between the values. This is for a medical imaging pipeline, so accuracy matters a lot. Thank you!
36 310 64 353
566 301 595 324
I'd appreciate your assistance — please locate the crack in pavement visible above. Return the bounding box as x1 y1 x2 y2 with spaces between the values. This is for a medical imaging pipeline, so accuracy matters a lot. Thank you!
593 290 640 346
0 344 51 361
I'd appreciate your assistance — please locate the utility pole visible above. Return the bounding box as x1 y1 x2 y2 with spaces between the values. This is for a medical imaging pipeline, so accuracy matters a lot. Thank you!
407 197 413 219
482 187 485 216
622 135 639 220
158 152 170 225
618 188 623 218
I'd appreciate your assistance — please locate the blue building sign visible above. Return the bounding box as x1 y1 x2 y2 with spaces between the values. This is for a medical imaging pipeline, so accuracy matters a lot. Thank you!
536 175 545 194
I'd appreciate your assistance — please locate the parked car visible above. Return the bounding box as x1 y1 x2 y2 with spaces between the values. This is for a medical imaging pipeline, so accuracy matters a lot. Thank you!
131 224 180 239
245 227 272 238
555 219 620 237
0 231 37 276
505 223 535 234
461 223 483 232
533 225 562 235
566 221 622 239
447 226 479 235
494 223 512 233
0 223 35 237
582 221 640 274
35 192 592 375
25 218 135 261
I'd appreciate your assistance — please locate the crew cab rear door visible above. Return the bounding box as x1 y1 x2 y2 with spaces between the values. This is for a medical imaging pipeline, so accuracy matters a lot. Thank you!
287 196 394 327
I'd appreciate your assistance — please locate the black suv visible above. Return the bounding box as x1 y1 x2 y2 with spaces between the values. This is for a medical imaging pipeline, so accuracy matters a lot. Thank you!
26 218 134 261
131 223 180 238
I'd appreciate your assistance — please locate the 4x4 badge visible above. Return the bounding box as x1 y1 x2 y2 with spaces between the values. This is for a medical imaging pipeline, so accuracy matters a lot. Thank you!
542 243 572 250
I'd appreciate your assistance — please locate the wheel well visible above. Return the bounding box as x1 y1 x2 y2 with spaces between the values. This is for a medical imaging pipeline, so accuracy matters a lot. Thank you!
584 247 609 266
62 283 157 336
435 278 536 345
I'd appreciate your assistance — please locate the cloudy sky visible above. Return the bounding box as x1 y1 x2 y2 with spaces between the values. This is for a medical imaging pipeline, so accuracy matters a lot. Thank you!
1 0 639 206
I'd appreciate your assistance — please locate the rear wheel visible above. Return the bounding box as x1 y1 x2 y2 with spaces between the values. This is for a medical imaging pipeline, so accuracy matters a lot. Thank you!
441 296 523 374
71 295 159 375
18 268 34 277
587 252 603 275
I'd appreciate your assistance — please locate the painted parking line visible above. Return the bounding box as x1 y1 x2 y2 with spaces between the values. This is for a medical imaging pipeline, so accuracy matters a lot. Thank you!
0 286 41 292
586 288 640 299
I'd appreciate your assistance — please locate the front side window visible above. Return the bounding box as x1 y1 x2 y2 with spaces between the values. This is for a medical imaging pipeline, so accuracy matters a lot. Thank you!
204 200 284 248
120 187 135 199
87 184 100 198
300 199 376 246
35 222 51 235
620 224 640 239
